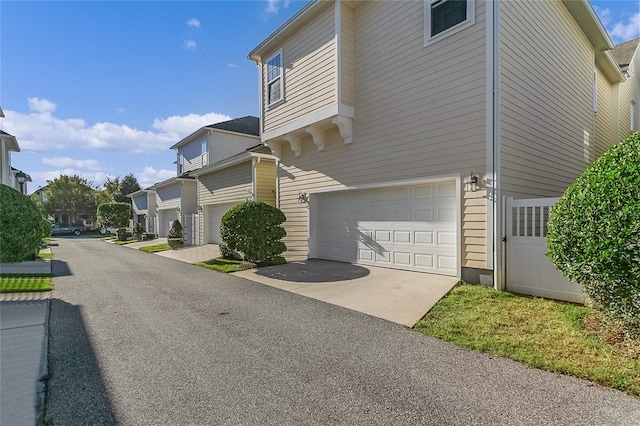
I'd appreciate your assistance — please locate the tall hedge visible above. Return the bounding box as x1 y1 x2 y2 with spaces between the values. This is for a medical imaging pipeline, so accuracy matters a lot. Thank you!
546 132 640 334
97 202 131 228
0 185 47 263
220 201 286 263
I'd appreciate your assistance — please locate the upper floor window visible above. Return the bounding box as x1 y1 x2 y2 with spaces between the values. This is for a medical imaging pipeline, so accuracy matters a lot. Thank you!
178 153 184 174
425 0 475 46
266 50 283 107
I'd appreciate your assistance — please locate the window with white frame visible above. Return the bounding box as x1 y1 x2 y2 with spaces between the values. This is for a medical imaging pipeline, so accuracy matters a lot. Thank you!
178 153 184 174
266 50 283 107
424 0 475 45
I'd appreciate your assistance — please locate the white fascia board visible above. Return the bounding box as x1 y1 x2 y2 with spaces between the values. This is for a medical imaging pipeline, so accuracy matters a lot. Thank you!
209 128 261 139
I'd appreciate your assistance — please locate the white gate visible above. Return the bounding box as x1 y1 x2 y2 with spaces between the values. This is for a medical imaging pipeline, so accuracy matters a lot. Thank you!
505 197 583 303
183 214 199 246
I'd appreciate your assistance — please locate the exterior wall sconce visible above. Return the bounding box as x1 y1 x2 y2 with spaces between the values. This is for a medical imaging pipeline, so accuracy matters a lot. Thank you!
298 192 310 204
197 205 203 212
469 172 478 192
176 207 181 214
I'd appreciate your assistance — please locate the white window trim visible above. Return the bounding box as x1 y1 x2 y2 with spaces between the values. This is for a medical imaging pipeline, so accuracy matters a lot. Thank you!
424 0 475 47
265 49 284 108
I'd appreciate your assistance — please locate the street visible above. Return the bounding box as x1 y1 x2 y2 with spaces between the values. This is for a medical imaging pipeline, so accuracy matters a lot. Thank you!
45 238 640 425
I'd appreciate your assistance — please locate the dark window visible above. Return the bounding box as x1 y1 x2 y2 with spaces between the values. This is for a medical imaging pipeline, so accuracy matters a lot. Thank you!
431 0 467 37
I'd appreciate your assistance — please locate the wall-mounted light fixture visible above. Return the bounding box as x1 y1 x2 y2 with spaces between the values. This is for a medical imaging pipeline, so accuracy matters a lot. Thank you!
469 172 478 192
197 205 203 212
176 207 181 214
298 192 310 204
15 171 27 194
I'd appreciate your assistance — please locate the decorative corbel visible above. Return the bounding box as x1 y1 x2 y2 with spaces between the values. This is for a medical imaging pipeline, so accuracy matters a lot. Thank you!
283 134 302 157
332 115 353 144
305 124 325 151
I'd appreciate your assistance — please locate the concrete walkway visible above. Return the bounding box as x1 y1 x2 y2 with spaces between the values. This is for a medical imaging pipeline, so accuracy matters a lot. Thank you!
234 260 458 327
155 244 220 263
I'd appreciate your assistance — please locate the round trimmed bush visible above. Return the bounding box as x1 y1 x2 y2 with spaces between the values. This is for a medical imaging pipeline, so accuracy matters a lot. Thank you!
546 132 640 334
220 201 286 264
167 219 185 249
0 185 47 263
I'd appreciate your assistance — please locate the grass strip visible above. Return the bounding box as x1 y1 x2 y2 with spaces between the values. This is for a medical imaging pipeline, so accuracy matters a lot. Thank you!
139 243 171 253
194 258 249 273
38 252 53 259
115 239 139 245
0 276 52 293
414 284 640 396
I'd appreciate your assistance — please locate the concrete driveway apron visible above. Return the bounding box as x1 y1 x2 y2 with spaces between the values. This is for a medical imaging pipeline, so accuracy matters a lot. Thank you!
234 260 458 327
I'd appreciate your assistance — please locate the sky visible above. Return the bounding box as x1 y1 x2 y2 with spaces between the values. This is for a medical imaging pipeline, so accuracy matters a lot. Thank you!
1 0 639 193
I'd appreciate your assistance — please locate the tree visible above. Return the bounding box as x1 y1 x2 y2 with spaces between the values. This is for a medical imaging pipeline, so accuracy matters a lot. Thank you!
97 203 131 229
101 174 141 204
220 201 287 264
43 175 98 223
546 132 640 336
0 185 48 263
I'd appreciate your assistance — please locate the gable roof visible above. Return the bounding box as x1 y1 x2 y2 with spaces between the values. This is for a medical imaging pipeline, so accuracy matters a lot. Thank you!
0 129 20 151
170 116 260 150
612 37 640 68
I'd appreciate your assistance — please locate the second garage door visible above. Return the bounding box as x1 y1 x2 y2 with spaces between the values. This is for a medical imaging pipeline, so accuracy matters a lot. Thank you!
313 181 458 276
206 202 240 244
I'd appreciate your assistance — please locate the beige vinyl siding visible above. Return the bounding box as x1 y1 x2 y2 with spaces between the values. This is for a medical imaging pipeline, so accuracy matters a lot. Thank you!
180 181 198 214
594 68 614 158
255 159 277 205
147 192 156 218
197 162 252 206
462 188 487 269
341 2 355 106
156 184 182 210
499 0 597 198
275 0 487 266
208 132 260 165
618 47 639 138
263 4 336 133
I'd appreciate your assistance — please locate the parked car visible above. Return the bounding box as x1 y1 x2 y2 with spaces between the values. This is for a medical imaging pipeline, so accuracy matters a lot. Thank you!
51 223 86 236
99 227 118 235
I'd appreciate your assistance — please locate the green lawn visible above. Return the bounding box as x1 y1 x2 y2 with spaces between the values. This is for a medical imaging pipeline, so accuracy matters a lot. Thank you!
115 239 139 245
414 284 640 396
194 258 248 273
38 252 53 259
139 243 171 253
0 275 52 293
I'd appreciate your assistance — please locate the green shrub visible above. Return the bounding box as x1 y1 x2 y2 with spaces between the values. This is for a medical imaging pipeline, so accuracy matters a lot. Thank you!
220 201 287 264
133 223 144 241
167 219 184 249
97 202 131 229
547 132 640 336
0 185 47 263
142 232 155 241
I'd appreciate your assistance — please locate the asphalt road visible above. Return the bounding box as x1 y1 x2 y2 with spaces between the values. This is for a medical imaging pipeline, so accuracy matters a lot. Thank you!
45 238 640 425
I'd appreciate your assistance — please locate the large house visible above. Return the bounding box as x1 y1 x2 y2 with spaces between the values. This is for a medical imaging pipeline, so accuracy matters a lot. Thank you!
130 116 277 244
247 0 639 293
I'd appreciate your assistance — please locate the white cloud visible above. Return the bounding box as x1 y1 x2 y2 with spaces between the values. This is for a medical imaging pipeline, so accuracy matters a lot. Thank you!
187 18 200 28
137 166 176 188
30 169 113 188
2 99 232 155
610 13 640 42
264 0 290 15
594 7 612 26
152 112 231 138
117 107 125 114
28 97 57 113
228 63 237 68
41 157 107 172
184 39 197 50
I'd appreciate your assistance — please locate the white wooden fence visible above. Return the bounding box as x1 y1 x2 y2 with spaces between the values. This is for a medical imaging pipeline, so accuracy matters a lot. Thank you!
505 197 583 303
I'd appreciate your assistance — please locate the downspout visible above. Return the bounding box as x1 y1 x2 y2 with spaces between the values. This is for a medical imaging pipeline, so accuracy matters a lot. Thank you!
490 0 503 290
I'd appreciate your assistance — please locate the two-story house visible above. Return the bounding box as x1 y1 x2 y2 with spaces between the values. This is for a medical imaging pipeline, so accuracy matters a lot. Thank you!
248 0 639 293
1 130 24 191
131 116 277 244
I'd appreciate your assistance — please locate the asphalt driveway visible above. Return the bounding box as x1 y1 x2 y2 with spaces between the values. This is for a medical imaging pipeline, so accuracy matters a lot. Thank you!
45 238 640 425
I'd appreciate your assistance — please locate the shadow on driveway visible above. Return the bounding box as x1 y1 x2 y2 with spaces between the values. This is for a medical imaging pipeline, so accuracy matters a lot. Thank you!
51 259 72 277
45 299 117 425
255 260 370 283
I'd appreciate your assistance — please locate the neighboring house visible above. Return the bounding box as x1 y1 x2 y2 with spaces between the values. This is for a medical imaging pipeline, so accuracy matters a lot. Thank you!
33 183 98 226
144 116 263 244
248 0 639 289
1 130 20 189
10 167 32 195
190 145 277 245
128 188 157 234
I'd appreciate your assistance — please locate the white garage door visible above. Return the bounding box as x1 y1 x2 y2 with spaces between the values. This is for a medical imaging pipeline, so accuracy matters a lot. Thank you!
314 181 458 276
206 202 240 244
157 209 176 238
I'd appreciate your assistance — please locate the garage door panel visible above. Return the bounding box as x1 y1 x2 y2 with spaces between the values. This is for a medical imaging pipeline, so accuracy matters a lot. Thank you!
206 202 239 244
315 181 458 276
